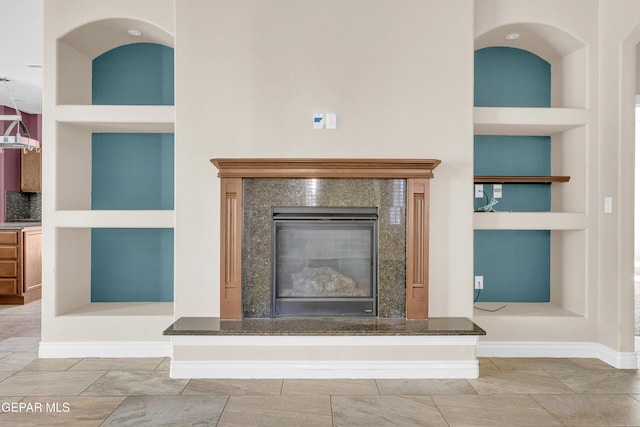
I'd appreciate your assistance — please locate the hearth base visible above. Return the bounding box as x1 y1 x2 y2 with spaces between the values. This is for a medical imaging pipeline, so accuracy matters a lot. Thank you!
164 316 485 379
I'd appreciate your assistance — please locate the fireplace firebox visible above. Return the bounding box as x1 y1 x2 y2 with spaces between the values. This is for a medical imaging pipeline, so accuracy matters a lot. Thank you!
271 207 378 317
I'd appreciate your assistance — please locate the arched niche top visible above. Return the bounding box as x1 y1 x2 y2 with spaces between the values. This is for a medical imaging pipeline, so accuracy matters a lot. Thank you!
475 23 585 62
59 17 174 59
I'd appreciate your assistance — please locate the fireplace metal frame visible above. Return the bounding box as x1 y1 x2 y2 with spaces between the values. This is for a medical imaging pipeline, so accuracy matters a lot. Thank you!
271 206 378 317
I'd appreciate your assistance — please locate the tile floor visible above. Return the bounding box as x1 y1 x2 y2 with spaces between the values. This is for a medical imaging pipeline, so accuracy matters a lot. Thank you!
2 301 640 426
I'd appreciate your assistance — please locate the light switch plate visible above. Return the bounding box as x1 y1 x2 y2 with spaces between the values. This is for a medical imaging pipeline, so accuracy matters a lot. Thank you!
325 113 337 129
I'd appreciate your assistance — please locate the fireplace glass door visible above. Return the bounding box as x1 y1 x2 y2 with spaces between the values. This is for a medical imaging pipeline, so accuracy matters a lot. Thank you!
272 207 378 317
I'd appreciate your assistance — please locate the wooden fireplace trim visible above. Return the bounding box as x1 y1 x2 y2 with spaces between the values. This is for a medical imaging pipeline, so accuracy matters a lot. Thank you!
211 158 441 320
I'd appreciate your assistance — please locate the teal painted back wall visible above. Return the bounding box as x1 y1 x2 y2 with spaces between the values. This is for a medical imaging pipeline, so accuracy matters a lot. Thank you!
474 135 551 212
92 133 174 210
474 47 551 303
91 228 174 302
474 230 551 302
92 43 174 105
91 43 175 303
474 47 550 107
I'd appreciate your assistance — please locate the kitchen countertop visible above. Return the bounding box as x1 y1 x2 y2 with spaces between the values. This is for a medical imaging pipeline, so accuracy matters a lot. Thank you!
0 222 42 229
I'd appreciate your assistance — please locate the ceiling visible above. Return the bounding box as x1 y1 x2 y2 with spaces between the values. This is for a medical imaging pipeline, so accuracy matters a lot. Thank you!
0 0 43 114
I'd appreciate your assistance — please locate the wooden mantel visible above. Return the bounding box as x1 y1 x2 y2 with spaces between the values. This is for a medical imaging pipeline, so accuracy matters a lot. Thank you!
211 158 441 179
211 158 441 320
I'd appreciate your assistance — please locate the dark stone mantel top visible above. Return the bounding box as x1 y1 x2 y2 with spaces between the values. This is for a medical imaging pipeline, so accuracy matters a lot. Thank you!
163 317 486 337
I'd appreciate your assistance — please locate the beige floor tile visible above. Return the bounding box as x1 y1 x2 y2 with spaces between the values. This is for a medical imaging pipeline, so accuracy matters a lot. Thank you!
433 395 563 427
183 378 282 395
569 358 616 370
0 337 40 352
154 357 170 371
217 395 332 427
376 378 477 395
468 369 575 394
282 379 378 395
0 396 126 427
332 395 448 427
0 371 106 396
0 324 41 339
81 370 188 396
489 357 582 370
0 352 39 371
478 357 498 371
549 369 640 394
0 371 15 382
21 358 82 371
533 394 640 426
0 314 41 325
0 301 40 315
102 395 228 426
70 357 166 371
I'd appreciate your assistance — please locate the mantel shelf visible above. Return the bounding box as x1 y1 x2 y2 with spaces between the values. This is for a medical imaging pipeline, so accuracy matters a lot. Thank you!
211 158 441 179
474 176 570 184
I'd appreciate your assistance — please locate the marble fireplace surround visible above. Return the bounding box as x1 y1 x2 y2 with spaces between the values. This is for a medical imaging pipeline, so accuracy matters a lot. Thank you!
211 158 441 321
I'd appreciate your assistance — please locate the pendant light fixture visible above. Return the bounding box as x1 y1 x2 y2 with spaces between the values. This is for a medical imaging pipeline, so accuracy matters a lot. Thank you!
0 77 40 151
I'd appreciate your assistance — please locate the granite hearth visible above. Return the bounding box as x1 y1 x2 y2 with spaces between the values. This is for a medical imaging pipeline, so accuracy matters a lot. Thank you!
165 316 485 336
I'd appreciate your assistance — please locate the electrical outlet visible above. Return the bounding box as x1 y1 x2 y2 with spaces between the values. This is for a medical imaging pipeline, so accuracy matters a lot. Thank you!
475 184 484 198
474 275 484 290
493 184 502 199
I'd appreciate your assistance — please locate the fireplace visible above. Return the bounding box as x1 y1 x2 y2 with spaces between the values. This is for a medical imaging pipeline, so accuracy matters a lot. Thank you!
272 207 378 317
211 158 440 320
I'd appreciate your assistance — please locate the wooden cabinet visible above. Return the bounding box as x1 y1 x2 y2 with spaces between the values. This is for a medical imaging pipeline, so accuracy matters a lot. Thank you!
0 227 42 304
22 229 42 296
21 149 42 193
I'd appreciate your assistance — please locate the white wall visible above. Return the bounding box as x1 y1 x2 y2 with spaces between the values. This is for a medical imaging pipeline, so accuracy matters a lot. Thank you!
40 0 640 358
174 0 475 319
636 106 640 271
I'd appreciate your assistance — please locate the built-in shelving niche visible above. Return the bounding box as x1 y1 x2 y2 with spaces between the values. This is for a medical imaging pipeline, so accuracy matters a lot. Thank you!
54 18 176 321
472 25 588 321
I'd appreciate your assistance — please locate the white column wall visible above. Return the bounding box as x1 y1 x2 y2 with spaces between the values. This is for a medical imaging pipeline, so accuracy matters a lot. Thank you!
174 0 475 319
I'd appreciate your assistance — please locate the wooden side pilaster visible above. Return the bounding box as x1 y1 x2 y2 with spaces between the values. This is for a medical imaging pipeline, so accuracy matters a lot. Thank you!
219 178 243 319
406 178 430 319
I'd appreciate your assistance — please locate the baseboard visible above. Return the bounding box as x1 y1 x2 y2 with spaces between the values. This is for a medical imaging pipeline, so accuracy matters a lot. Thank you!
39 341 172 358
170 359 479 379
477 341 637 369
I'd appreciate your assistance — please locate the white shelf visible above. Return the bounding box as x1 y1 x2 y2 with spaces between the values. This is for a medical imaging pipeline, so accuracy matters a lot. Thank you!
54 210 175 228
473 302 582 318
55 105 175 132
61 302 174 317
473 212 586 230
474 107 588 135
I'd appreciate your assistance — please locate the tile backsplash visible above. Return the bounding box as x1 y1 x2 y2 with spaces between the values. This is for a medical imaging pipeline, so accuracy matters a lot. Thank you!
5 191 42 221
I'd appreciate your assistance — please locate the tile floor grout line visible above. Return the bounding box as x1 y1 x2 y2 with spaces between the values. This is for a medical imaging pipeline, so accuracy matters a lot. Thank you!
427 394 452 427
329 394 335 427
215 395 231 426
527 393 567 427
77 369 110 397
96 394 128 427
